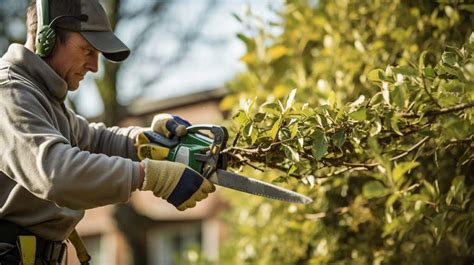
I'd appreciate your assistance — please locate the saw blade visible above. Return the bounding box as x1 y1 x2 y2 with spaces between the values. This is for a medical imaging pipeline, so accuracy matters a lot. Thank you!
210 169 313 204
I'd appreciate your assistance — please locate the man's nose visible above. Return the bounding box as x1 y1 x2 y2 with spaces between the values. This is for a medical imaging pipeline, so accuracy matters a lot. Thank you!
86 52 99 73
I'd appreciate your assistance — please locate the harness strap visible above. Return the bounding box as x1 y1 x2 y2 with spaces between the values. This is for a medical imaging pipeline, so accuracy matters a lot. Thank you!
68 229 91 265
0 220 67 264
17 235 36 265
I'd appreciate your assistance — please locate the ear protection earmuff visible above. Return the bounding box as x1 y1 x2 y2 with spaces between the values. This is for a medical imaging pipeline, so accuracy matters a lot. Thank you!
35 0 53 57
35 0 88 57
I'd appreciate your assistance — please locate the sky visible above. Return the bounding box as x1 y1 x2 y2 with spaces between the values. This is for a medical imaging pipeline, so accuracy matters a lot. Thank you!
69 0 283 118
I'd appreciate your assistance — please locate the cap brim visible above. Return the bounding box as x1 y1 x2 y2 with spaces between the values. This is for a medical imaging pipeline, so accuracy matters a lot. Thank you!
80 31 130 62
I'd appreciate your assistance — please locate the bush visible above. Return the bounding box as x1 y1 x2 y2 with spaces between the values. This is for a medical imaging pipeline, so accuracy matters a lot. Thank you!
220 1 474 264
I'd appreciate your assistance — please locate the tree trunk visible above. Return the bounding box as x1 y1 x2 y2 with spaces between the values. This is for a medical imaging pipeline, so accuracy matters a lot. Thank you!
97 1 148 264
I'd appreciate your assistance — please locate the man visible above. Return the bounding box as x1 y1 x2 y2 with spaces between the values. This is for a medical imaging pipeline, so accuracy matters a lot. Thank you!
0 0 215 263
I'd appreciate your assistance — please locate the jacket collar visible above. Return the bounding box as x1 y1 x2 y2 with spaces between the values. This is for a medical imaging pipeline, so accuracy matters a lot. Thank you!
2 44 68 101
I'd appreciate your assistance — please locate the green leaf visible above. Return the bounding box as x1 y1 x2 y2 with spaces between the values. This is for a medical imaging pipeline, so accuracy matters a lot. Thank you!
236 33 255 51
393 161 420 184
370 117 382 136
393 65 417 76
363 181 390 199
333 129 346 148
460 4 474 12
349 107 367 121
231 12 243 22
422 180 437 199
385 193 399 208
290 122 299 139
446 175 465 205
423 67 437 79
283 144 300 162
268 118 281 140
368 69 385 82
349 95 366 108
327 90 337 107
386 112 403 136
419 50 428 69
243 122 253 137
392 84 406 109
441 51 456 66
233 110 248 125
262 102 282 116
254 112 266 122
288 165 298 175
250 128 258 145
312 130 328 160
391 118 403 136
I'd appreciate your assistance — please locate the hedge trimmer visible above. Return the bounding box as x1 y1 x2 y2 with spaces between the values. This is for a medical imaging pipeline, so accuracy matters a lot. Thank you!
139 125 312 204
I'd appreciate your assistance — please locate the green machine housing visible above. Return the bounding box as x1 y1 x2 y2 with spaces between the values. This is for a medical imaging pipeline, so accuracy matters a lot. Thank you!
143 125 229 178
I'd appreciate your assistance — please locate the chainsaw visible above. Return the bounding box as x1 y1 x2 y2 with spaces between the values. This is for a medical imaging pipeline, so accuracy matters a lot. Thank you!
139 125 312 204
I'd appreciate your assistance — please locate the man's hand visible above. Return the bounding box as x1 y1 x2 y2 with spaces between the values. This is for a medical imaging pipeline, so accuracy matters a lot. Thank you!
135 114 191 161
151 114 191 138
140 159 215 211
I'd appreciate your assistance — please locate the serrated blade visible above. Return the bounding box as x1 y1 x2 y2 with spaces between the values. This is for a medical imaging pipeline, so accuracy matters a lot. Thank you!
210 169 313 204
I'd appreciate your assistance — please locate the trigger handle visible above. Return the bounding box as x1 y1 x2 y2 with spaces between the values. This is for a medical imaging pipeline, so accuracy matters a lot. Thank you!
144 131 180 148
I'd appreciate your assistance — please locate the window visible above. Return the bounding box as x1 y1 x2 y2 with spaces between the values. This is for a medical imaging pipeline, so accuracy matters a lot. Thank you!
147 221 202 265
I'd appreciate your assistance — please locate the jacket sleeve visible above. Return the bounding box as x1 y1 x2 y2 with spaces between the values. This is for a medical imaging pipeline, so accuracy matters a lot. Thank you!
70 110 145 161
0 85 141 210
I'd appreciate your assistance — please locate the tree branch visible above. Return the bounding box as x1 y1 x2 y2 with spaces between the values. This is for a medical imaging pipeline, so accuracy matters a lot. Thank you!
403 101 474 118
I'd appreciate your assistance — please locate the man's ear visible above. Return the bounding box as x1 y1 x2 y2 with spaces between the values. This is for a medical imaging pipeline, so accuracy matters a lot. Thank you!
25 34 36 53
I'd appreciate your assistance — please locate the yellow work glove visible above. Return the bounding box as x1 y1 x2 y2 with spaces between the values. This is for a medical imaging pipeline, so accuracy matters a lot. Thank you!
135 132 170 161
140 159 215 211
151 113 191 138
135 114 191 160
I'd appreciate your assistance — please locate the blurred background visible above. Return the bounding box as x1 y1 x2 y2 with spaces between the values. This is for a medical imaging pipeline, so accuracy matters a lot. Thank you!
1 0 473 264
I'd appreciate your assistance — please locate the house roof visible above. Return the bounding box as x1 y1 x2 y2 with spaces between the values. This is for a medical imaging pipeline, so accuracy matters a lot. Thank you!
127 87 228 116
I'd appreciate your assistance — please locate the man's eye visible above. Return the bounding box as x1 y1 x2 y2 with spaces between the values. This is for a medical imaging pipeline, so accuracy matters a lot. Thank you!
84 49 92 55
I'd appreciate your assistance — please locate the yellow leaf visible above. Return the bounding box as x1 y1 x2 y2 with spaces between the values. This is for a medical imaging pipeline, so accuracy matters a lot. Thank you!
219 96 235 111
371 40 384 50
267 45 289 61
272 84 288 98
240 53 256 64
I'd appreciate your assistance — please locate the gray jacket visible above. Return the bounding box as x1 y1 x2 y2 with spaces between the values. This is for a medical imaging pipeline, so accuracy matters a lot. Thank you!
0 44 142 241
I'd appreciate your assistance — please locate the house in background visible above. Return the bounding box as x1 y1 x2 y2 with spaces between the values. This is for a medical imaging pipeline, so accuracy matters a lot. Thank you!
67 88 230 265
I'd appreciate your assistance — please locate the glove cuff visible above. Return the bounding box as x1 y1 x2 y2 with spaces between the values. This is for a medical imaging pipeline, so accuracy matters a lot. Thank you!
141 159 186 199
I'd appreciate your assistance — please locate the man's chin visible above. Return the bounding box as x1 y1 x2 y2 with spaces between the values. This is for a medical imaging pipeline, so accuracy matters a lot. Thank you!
67 81 80 91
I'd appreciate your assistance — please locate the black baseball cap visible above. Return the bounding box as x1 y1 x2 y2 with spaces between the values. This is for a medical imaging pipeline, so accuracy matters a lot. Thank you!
50 0 130 62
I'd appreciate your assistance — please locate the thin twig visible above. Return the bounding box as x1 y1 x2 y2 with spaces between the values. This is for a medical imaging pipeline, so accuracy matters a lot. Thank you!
421 76 442 108
232 132 241 147
225 152 264 172
314 166 368 178
342 162 378 168
390 136 430 161
223 146 260 154
242 160 265 172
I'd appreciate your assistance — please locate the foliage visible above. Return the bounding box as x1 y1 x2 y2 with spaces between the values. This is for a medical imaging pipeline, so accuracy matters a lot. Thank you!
220 1 474 264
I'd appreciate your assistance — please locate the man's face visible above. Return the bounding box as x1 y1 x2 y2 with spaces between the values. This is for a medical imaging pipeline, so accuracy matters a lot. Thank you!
46 32 99 90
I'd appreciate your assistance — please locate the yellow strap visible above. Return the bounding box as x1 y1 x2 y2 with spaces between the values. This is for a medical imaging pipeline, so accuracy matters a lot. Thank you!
134 131 151 148
137 144 170 161
18 235 36 265
68 229 91 264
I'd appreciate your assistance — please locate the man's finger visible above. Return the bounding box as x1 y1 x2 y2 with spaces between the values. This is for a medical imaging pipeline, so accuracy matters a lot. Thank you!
165 119 187 137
